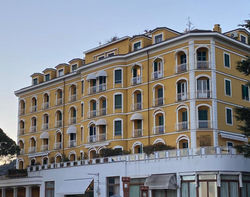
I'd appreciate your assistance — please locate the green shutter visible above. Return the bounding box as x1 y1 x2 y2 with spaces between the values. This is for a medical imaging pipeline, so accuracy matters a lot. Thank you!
158 88 163 98
115 95 122 109
115 70 122 84
115 120 121 135
198 110 208 120
182 111 187 122
225 80 231 96
224 54 230 67
154 61 158 72
159 115 164 126
226 108 232 124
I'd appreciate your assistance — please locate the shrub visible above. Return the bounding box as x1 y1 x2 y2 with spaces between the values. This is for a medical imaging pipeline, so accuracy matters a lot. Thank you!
143 144 174 156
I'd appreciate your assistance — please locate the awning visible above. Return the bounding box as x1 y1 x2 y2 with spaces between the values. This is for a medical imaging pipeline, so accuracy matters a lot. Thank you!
96 119 107 126
57 178 93 195
96 70 107 77
130 113 143 121
219 131 248 142
40 132 49 139
67 126 77 134
86 73 96 80
145 174 177 190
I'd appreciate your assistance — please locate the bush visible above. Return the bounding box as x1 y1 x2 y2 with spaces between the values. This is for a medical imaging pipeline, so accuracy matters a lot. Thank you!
62 154 69 162
99 148 131 158
49 157 55 164
143 144 174 156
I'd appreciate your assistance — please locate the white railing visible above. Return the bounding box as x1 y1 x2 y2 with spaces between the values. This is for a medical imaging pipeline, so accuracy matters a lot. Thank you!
56 98 63 105
69 94 77 102
99 108 107 116
56 120 62 128
30 126 36 133
154 125 164 134
131 103 142 111
30 106 37 113
88 135 97 143
69 117 76 124
54 142 62 150
41 144 49 152
177 92 188 101
197 120 212 129
196 61 210 69
196 90 211 99
133 129 143 137
88 134 106 143
19 108 25 115
88 86 97 94
42 123 49 130
29 146 36 153
153 97 164 106
69 140 76 147
176 121 189 131
176 63 187 73
88 110 97 118
98 133 106 142
131 76 142 85
42 102 49 110
152 71 163 80
98 83 107 92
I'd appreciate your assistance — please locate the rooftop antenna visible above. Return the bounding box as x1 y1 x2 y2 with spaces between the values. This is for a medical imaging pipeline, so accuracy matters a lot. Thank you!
184 17 195 33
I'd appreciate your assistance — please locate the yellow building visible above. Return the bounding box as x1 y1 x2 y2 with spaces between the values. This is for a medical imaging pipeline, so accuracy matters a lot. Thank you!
15 24 250 169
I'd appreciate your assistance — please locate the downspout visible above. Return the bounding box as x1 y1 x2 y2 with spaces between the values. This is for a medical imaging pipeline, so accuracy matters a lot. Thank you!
62 78 66 155
146 50 151 145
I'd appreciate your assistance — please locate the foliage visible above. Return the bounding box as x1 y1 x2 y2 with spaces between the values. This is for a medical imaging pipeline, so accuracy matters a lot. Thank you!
99 148 130 158
106 36 119 44
239 20 250 45
49 157 55 164
143 143 174 156
62 154 69 162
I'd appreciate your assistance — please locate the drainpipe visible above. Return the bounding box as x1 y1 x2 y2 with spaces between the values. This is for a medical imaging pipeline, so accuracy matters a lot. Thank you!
146 50 151 145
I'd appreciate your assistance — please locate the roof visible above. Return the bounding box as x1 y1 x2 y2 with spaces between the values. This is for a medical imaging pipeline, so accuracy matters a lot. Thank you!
30 73 43 77
55 63 69 69
68 58 83 64
43 68 56 73
129 34 152 41
223 28 250 35
150 27 181 35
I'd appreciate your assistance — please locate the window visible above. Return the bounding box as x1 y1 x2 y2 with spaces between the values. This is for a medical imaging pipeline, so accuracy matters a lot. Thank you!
45 74 50 81
224 53 230 68
107 177 120 197
241 35 247 43
114 120 122 136
81 80 84 94
98 56 105 60
81 127 84 142
226 108 233 125
115 94 122 109
81 103 84 117
133 41 141 51
154 34 163 44
225 79 231 96
33 78 38 85
220 175 239 197
108 52 115 57
242 84 249 101
198 175 217 197
114 69 122 84
45 181 55 197
129 178 145 197
58 69 64 77
227 141 234 147
181 176 196 197
71 64 77 71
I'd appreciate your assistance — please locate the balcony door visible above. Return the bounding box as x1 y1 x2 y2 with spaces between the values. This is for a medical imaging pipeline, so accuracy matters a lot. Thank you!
197 79 210 98
177 81 187 100
198 109 208 128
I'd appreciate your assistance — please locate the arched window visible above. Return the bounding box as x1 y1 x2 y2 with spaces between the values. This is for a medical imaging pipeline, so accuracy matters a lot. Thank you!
177 79 188 101
131 113 143 137
69 84 77 102
176 51 187 73
55 110 62 127
31 97 37 112
88 100 97 118
56 155 62 163
69 107 77 124
30 158 36 166
152 58 163 79
131 65 142 85
29 137 36 153
18 140 24 155
196 76 210 98
56 89 63 105
55 131 62 149
132 90 142 111
43 93 50 109
96 71 107 92
19 100 25 115
197 105 211 129
42 114 49 130
99 97 107 116
177 135 189 149
133 142 143 154
89 149 97 159
43 157 48 165
153 84 164 106
69 152 76 161
196 47 209 69
19 120 25 135
176 106 188 131
154 111 164 134
89 123 97 143
30 117 37 132
18 160 24 169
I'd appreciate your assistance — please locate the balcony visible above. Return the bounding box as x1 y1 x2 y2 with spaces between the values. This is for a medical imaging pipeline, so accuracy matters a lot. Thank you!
131 103 142 111
69 140 76 147
42 102 49 110
28 146 36 153
196 61 210 69
56 98 63 105
152 71 163 80
69 94 77 102
133 129 143 137
19 128 24 135
19 109 25 115
42 123 49 130
176 121 188 131
88 110 97 118
98 83 107 92
69 117 76 125
176 63 187 73
153 125 164 135
99 108 107 116
153 97 164 107
30 106 37 113
196 90 211 99
56 120 62 128
41 144 49 152
197 120 212 129
88 134 106 143
177 92 188 101
54 142 62 150
30 126 36 133
131 76 142 85
88 86 97 95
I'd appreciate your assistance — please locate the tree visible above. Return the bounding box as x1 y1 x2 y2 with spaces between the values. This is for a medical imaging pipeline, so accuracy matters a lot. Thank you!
0 128 20 164
235 19 250 157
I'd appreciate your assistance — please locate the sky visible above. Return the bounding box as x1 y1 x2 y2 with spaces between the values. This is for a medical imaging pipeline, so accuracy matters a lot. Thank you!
0 0 249 141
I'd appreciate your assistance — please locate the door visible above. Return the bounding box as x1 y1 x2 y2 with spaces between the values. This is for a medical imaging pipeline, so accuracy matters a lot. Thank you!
182 111 188 129
197 79 209 98
198 109 208 128
136 93 142 109
177 82 187 100
157 88 163 105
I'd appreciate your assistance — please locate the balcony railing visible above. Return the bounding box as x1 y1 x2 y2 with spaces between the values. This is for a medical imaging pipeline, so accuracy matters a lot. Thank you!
152 71 163 80
42 102 49 110
131 103 142 111
88 86 97 94
54 142 62 150
30 126 36 133
131 76 142 85
99 108 107 116
69 140 76 147
69 117 76 125
28 146 36 153
30 106 37 113
177 92 188 101
197 120 212 129
69 94 77 102
56 98 63 105
98 83 107 92
153 125 164 134
196 90 211 99
41 144 49 152
88 134 106 143
56 120 62 128
19 109 25 115
176 63 187 73
176 121 189 131
196 61 210 69
42 123 49 130
88 110 97 118
153 97 164 107
19 128 24 135
133 129 143 137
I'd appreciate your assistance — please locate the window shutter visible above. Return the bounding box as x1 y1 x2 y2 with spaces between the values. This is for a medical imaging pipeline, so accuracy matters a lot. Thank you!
159 115 164 126
226 80 231 96
226 109 232 124
115 94 122 109
158 88 163 98
198 110 208 120
182 111 187 122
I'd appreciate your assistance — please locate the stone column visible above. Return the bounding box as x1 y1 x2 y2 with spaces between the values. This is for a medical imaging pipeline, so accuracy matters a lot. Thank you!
13 187 18 197
25 186 31 197
122 177 130 197
39 183 45 197
1 188 6 197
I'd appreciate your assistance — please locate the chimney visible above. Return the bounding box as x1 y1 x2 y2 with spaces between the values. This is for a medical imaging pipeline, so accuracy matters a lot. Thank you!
213 24 222 33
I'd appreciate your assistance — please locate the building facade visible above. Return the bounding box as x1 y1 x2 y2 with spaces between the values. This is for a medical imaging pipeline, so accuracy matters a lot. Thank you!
0 24 250 197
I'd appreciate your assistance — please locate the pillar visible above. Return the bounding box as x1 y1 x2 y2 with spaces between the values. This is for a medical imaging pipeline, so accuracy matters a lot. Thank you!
140 186 149 197
122 177 130 197
1 188 6 197
13 187 17 197
25 186 31 197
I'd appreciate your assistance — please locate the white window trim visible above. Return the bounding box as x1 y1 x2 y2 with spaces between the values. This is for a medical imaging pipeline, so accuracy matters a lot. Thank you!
97 55 105 61
81 126 84 143
113 67 123 87
132 41 142 51
44 73 50 81
71 64 78 72
240 34 247 44
57 68 64 77
81 102 84 118
113 118 123 138
242 83 250 102
225 107 233 126
223 52 231 69
224 78 232 97
32 77 38 85
152 83 164 106
153 110 165 134
113 92 123 113
107 51 116 57
132 119 143 137
153 33 164 44
81 80 85 95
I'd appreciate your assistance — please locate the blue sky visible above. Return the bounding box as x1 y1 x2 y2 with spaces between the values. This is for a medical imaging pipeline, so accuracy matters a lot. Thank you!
0 0 249 141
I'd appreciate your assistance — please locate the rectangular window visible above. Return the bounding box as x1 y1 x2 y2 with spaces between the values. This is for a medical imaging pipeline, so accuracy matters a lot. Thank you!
115 69 122 84
242 84 249 101
221 175 239 197
98 55 105 60
81 103 84 117
81 127 84 142
58 69 64 77
226 108 233 125
114 120 122 136
241 35 246 43
133 42 141 51
225 79 231 96
227 141 234 147
154 34 163 44
129 178 145 197
115 94 122 109
107 177 120 197
108 52 115 57
224 53 230 68
45 74 50 81
33 78 38 85
81 80 84 94
72 64 77 71
45 181 55 197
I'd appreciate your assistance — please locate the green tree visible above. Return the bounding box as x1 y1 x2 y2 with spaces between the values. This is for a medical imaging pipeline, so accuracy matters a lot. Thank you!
235 19 250 157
